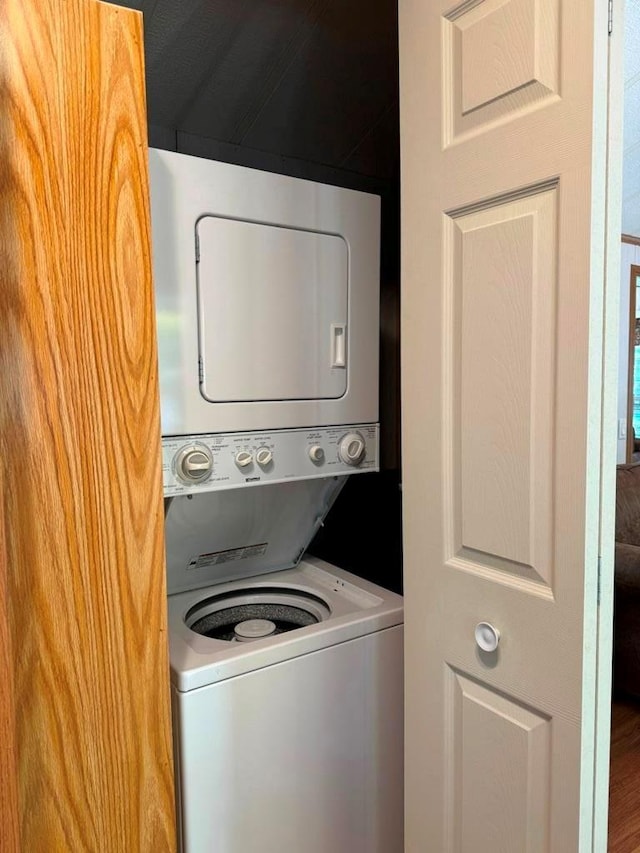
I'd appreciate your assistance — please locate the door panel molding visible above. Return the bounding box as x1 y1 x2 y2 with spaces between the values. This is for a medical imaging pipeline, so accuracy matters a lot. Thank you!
445 667 551 852
442 0 560 145
446 183 558 589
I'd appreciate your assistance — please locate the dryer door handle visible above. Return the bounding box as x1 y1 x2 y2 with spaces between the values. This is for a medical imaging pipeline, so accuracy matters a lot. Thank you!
331 323 347 368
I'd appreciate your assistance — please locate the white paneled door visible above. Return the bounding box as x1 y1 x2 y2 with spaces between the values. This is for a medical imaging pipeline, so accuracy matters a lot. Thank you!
400 0 622 850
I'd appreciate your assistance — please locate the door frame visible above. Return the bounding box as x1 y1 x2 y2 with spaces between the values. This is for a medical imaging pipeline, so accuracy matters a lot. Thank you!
592 3 625 846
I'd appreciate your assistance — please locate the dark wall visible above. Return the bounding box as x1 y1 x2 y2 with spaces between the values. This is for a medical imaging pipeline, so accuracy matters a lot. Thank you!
310 471 403 594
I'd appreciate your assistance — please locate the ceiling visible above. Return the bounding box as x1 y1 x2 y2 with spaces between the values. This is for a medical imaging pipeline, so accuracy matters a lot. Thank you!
115 0 399 186
624 0 640 237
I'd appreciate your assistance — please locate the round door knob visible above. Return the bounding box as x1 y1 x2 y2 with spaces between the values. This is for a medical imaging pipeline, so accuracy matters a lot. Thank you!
174 445 213 483
309 445 325 464
475 622 500 653
256 447 273 467
338 432 366 466
235 451 253 468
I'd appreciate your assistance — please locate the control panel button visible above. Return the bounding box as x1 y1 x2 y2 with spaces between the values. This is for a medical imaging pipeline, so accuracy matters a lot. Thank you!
338 432 366 466
256 447 273 467
235 450 253 468
174 444 213 483
309 445 325 464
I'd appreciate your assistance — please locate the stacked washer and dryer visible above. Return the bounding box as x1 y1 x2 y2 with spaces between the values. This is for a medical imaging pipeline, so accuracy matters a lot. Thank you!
150 148 403 853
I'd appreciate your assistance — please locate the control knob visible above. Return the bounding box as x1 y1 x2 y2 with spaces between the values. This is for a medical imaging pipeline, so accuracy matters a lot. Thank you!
309 445 325 464
174 444 213 484
256 447 273 467
338 432 366 467
235 450 253 468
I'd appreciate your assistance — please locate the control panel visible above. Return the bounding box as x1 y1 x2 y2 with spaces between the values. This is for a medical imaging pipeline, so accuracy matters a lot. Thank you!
162 424 379 496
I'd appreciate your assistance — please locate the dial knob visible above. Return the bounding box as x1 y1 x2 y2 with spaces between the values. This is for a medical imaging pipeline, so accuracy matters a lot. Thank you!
309 445 325 464
338 432 366 466
256 447 273 467
235 450 253 468
174 445 213 483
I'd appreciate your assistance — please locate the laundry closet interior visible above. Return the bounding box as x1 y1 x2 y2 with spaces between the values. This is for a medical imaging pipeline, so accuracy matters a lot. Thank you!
114 1 405 851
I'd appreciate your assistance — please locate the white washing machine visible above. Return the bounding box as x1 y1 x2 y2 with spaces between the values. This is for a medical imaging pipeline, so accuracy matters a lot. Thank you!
151 151 402 852
165 480 404 853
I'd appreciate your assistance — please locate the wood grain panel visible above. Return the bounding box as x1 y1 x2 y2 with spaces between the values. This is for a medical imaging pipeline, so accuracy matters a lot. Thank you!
0 0 176 849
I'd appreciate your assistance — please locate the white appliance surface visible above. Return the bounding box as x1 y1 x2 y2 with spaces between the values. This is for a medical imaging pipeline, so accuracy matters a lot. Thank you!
173 624 403 853
149 148 380 437
168 555 403 691
162 424 379 496
164 478 347 593
155 148 397 853
169 554 404 853
197 216 349 403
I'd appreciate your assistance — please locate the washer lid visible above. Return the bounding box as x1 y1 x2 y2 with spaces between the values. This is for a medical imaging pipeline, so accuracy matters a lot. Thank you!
164 476 345 594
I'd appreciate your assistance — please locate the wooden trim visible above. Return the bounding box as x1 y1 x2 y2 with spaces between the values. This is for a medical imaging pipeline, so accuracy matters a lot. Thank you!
0 0 176 848
627 266 640 461
622 233 640 246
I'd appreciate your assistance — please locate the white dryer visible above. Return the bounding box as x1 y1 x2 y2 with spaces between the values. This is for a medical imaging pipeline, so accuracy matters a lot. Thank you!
166 480 404 853
149 149 382 499
149 148 380 441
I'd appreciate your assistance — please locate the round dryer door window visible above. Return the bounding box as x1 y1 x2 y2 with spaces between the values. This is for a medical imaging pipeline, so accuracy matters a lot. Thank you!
185 587 331 643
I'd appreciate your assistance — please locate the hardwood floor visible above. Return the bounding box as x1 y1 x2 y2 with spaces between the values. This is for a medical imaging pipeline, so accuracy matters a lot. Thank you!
609 698 640 852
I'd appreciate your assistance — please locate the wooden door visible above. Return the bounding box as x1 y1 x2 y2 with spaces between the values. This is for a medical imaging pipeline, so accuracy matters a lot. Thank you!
400 0 621 849
0 0 176 848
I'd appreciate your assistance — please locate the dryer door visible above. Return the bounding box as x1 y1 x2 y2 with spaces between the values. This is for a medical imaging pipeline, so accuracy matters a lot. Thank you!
196 216 348 404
